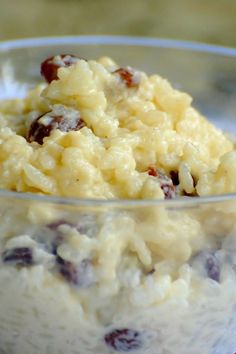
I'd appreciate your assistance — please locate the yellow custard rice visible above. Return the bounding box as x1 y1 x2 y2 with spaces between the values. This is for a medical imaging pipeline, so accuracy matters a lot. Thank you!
0 54 234 199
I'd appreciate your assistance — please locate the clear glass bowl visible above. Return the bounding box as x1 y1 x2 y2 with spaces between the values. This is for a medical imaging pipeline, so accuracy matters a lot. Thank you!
0 36 236 354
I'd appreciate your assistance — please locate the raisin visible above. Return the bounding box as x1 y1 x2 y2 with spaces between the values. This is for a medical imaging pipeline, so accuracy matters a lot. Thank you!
113 68 140 88
147 166 158 177
56 256 78 284
191 251 221 282
56 256 93 287
41 54 82 83
147 166 175 199
2 247 33 266
104 328 142 352
27 105 85 145
205 254 220 282
169 170 179 186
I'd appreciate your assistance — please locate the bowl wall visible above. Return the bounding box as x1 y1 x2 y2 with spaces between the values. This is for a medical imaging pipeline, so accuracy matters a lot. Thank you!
0 37 236 354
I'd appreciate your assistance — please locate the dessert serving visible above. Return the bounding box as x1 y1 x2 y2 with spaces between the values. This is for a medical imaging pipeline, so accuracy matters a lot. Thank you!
0 51 236 354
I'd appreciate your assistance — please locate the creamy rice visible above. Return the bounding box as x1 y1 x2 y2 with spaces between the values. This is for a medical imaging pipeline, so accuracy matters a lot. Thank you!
0 55 233 199
0 54 236 354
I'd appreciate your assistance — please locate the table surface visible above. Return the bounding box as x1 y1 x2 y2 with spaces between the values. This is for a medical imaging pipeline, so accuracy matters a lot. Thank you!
1 0 236 47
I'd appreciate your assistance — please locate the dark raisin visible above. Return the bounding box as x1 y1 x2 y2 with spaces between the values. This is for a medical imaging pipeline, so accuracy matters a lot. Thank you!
191 251 221 282
56 256 93 287
41 54 82 83
104 328 142 352
147 166 175 199
169 170 179 186
113 68 140 88
2 247 33 266
56 256 78 284
27 105 85 145
147 166 158 177
205 254 220 282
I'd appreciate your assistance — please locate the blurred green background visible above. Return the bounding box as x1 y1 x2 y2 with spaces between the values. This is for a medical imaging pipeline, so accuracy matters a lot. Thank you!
0 0 236 47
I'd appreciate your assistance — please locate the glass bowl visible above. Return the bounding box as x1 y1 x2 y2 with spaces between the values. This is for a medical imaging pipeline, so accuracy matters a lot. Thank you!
0 36 236 354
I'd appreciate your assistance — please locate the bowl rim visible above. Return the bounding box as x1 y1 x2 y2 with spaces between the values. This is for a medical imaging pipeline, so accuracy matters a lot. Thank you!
0 35 236 56
0 34 236 207
0 189 236 208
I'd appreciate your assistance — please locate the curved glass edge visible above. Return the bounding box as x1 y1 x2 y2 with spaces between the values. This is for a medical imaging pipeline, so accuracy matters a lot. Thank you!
0 35 235 57
0 35 235 206
0 188 235 207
